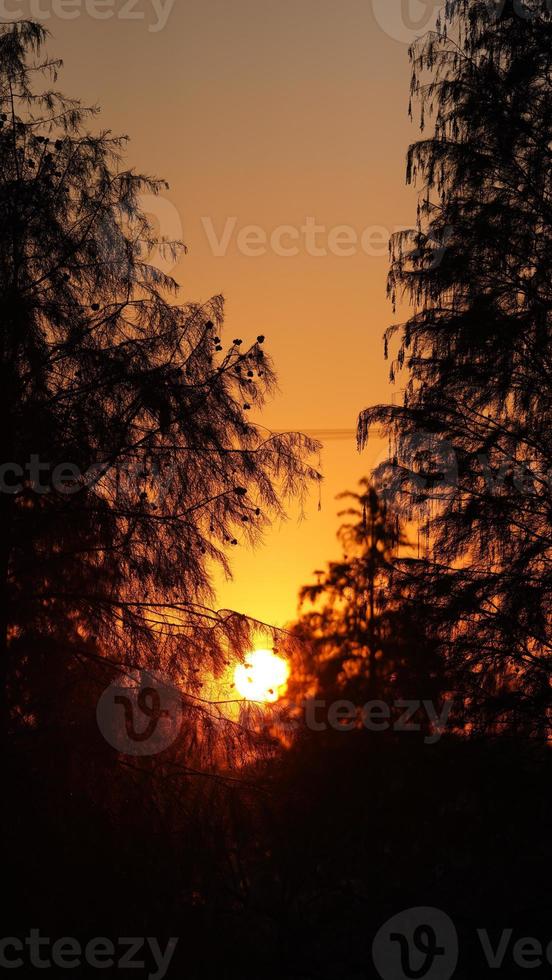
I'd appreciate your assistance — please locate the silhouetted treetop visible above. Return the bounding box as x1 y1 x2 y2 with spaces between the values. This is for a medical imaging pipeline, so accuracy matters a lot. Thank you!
0 21 320 746
359 1 552 735
286 481 443 711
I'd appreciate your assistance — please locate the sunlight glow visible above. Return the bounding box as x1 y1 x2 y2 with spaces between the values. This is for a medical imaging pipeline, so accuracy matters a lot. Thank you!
234 649 290 703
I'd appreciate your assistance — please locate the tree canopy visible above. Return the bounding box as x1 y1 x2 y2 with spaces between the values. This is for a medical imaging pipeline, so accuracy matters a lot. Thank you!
359 0 552 735
286 480 444 715
0 20 320 749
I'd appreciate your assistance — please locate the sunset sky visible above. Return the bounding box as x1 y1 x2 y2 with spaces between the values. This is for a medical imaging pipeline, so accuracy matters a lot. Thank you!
43 0 430 627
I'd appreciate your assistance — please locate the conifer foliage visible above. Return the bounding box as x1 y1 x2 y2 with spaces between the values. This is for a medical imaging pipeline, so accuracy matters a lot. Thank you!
359 0 552 734
287 481 443 711
0 21 319 739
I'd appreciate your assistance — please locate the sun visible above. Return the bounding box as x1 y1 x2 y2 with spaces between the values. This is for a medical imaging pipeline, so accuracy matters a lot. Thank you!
234 649 290 703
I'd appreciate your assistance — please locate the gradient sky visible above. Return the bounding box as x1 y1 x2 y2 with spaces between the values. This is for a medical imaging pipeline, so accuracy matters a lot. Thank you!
40 0 432 627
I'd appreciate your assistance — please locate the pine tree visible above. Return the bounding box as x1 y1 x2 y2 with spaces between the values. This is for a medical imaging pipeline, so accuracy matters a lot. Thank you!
359 0 552 734
286 481 443 712
0 21 320 743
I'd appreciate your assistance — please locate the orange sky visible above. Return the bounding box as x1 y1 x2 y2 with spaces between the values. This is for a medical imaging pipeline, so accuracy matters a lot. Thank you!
41 0 433 627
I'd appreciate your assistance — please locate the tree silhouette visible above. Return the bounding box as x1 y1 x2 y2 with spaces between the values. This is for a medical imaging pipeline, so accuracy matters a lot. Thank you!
359 0 552 735
0 21 320 746
286 480 444 714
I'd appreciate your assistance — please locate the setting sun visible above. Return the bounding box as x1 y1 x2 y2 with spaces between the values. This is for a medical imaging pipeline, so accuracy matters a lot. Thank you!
234 650 290 703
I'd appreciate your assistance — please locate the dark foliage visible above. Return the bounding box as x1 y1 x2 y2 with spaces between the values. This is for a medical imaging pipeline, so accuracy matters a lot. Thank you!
3 10 551 978
359 0 552 735
285 480 445 714
0 21 320 757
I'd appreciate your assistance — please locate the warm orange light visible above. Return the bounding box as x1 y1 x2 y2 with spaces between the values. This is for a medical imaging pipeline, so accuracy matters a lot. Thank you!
234 649 290 703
